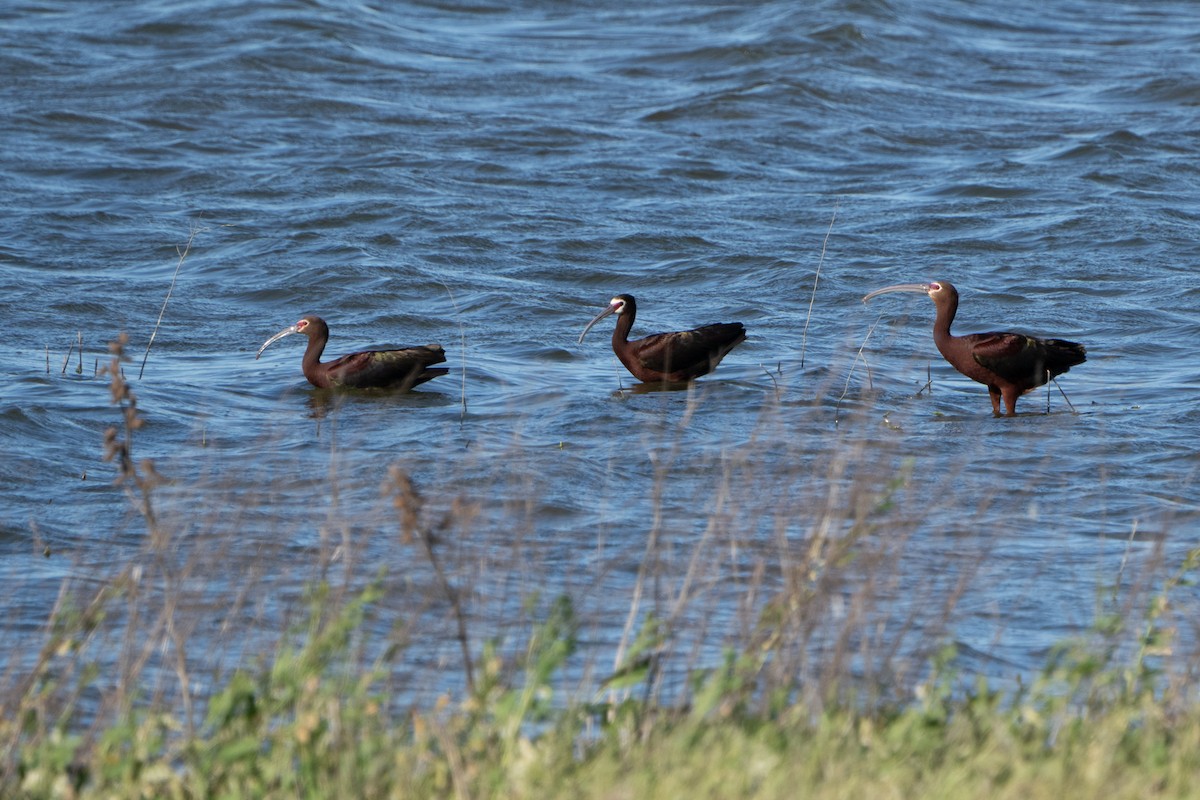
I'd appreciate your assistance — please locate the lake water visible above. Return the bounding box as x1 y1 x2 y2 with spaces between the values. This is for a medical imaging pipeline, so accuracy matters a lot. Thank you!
2 0 1199 706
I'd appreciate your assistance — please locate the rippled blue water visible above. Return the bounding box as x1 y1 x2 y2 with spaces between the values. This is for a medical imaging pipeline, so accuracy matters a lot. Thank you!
2 0 1199 700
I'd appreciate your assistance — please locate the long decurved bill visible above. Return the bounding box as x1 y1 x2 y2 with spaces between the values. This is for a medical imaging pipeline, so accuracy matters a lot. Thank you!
861 283 934 303
577 303 618 344
256 323 301 359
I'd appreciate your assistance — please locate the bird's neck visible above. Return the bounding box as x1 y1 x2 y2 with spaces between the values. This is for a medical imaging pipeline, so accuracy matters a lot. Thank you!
302 335 326 374
612 312 633 345
932 295 957 345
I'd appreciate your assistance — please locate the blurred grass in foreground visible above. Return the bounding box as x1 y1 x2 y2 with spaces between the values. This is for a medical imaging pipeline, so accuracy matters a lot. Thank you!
7 572 1200 799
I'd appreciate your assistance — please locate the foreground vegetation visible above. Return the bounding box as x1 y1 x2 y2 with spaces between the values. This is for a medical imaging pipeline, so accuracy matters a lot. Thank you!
7 568 1200 799
5 339 1200 798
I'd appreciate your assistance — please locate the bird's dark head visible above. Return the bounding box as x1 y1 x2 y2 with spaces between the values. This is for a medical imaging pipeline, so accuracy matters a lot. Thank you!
610 294 636 315
293 316 327 337
578 295 637 344
926 281 957 303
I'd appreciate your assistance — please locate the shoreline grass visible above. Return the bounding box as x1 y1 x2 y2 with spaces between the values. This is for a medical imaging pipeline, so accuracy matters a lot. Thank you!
8 570 1200 799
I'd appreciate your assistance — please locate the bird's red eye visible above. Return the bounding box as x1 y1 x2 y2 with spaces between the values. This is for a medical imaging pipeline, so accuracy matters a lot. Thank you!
297 320 308 330
929 283 941 292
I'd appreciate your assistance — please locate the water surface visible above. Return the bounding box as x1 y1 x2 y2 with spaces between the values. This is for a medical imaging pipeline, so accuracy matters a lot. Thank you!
2 0 1199 703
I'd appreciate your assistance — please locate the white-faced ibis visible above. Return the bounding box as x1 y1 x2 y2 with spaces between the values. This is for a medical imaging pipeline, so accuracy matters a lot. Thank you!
256 315 448 391
577 294 746 384
862 281 1086 416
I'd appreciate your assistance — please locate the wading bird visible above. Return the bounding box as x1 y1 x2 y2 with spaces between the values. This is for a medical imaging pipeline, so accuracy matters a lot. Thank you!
862 281 1086 416
577 294 746 384
256 315 448 391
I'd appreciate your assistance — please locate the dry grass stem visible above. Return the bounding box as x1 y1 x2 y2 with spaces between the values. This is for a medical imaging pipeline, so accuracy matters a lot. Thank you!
914 362 933 397
1052 376 1078 413
800 200 838 370
388 466 476 694
836 316 878 423
60 338 75 375
139 219 204 380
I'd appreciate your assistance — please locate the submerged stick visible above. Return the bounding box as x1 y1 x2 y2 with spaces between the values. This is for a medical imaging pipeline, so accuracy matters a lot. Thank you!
1052 376 1078 414
835 316 879 425
760 364 779 395
60 339 75 375
800 200 838 370
915 362 933 397
139 220 203 380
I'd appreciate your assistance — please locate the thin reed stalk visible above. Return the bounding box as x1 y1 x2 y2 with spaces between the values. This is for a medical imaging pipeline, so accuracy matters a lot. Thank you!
799 200 838 369
139 220 203 380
